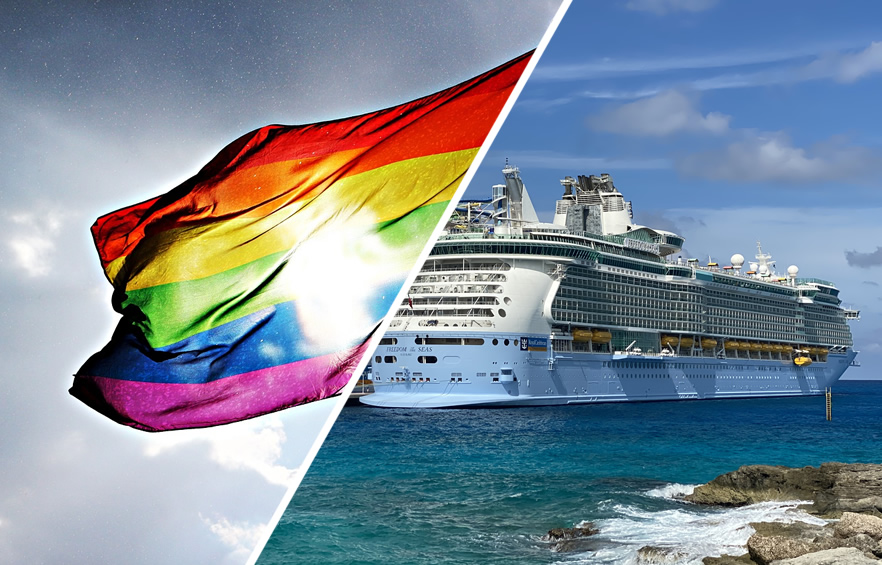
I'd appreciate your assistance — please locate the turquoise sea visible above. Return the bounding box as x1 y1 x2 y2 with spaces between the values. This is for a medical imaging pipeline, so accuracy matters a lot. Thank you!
258 380 882 564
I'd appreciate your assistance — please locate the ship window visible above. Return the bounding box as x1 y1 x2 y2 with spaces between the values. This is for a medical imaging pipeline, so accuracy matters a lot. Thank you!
499 309 506 317
418 356 438 364
492 338 499 345
384 356 397 363
504 339 510 346
375 356 381 363
379 338 398 345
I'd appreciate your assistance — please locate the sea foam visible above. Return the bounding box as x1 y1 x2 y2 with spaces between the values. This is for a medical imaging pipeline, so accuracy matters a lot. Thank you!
552 491 826 565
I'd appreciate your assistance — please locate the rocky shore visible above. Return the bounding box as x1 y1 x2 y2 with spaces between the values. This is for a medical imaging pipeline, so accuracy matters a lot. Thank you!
686 463 882 564
541 463 882 563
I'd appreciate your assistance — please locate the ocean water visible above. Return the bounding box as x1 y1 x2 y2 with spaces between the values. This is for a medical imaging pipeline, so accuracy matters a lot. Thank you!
258 381 882 564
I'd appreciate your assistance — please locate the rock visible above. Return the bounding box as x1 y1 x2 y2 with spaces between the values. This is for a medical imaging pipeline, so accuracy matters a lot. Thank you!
770 546 879 564
685 463 882 517
542 523 598 541
636 545 687 563
542 523 601 553
750 521 829 541
833 512 882 541
703 555 757 565
685 465 832 507
813 464 882 517
747 534 838 565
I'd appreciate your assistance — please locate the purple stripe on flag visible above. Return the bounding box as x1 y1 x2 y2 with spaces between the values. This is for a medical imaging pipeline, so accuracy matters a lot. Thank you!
70 342 368 432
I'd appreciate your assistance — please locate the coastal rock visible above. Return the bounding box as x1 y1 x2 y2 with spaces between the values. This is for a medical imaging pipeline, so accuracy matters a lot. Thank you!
685 463 882 516
835 512 882 540
702 555 756 565
746 533 838 564
542 523 601 553
636 545 687 563
750 521 829 541
746 530 878 564
770 546 878 564
813 463 882 517
543 523 598 541
685 465 831 507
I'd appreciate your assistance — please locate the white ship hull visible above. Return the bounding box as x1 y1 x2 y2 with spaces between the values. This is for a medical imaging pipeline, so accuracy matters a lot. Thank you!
361 332 856 408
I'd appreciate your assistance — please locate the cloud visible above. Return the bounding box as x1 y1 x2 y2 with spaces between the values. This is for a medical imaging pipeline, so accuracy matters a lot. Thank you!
863 280 880 286
805 41 882 83
3 208 67 277
529 42 857 81
587 90 731 136
201 515 266 562
625 0 717 16
143 416 298 487
491 150 671 171
846 247 882 268
677 131 880 183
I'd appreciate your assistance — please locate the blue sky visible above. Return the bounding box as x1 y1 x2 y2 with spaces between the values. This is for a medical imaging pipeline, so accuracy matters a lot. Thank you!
470 0 882 377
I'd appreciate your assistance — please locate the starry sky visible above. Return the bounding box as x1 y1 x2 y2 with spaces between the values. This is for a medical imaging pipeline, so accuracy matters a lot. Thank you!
0 2 561 563
469 0 882 377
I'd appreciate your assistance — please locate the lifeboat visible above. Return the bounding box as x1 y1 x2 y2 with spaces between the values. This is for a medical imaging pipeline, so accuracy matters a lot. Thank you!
661 336 679 347
772 344 785 353
592 330 612 344
724 340 738 350
736 342 750 351
701 338 717 349
679 337 695 348
749 343 762 352
780 345 794 354
573 329 593 342
761 343 774 352
794 356 812 367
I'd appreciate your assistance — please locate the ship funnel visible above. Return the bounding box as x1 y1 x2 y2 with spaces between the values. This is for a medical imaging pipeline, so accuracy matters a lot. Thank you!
502 162 540 228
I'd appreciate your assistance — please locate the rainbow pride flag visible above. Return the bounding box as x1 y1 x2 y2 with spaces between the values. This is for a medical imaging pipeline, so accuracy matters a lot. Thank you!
71 52 532 431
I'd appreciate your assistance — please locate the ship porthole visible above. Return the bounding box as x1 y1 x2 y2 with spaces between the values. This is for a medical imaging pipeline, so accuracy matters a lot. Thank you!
492 338 499 345
504 339 510 346
504 297 512 305
499 309 506 317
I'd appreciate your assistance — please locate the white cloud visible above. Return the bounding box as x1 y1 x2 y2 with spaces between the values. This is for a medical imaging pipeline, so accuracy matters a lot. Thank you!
201 515 266 562
626 0 717 16
677 131 879 183
588 90 731 136
804 41 882 83
144 416 298 487
493 150 671 171
4 209 67 277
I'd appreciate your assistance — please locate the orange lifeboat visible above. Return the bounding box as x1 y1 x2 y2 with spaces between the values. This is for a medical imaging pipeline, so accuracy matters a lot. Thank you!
661 335 679 347
592 330 612 344
573 329 593 342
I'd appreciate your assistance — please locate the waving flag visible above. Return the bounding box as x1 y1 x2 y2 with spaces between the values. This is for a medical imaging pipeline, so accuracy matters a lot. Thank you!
71 52 532 431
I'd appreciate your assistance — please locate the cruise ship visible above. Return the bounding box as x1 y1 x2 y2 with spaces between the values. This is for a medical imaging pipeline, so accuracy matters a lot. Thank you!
361 164 859 408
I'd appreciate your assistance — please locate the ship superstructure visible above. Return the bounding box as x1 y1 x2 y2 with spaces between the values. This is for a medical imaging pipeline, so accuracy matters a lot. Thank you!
361 165 859 408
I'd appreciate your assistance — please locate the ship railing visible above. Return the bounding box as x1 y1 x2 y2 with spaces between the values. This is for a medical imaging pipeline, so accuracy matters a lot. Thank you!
419 262 512 273
417 319 494 328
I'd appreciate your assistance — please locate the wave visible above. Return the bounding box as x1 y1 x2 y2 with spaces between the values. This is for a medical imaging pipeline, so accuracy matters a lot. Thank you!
550 489 827 564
